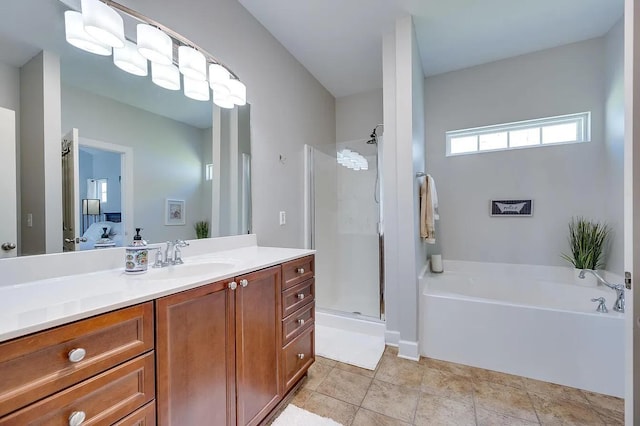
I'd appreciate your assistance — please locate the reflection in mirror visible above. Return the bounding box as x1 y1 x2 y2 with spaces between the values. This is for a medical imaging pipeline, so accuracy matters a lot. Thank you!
0 0 251 257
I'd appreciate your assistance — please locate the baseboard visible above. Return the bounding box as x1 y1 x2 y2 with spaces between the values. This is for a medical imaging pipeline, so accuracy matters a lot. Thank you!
385 330 400 346
398 340 420 361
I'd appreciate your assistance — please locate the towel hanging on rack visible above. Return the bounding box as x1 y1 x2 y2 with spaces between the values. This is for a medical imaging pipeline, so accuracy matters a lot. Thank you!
420 174 438 243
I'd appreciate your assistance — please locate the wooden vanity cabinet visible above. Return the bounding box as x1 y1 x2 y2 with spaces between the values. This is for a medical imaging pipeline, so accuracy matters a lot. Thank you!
156 265 283 426
155 280 236 426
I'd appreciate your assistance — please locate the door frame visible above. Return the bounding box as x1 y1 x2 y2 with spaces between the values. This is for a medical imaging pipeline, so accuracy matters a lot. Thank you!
79 137 134 241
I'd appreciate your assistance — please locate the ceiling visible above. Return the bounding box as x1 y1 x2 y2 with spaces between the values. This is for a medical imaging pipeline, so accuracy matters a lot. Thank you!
238 0 624 98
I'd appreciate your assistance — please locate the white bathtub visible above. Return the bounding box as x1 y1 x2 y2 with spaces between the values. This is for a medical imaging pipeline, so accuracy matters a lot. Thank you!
419 260 624 397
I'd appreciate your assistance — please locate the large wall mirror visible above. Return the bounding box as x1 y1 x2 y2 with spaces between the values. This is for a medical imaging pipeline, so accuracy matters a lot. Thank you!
0 0 251 258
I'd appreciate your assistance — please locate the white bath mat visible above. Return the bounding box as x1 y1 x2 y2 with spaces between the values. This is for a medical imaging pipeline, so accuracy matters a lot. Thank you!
272 404 343 426
315 324 385 370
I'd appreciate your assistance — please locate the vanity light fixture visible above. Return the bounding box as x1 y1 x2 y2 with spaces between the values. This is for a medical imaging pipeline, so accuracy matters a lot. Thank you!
227 79 247 106
81 0 125 48
137 24 173 65
178 46 207 81
64 11 112 56
151 62 181 90
113 40 148 76
63 0 247 108
337 149 368 171
184 77 210 101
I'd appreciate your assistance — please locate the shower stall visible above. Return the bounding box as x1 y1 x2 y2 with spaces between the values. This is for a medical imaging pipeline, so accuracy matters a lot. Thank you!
304 132 384 322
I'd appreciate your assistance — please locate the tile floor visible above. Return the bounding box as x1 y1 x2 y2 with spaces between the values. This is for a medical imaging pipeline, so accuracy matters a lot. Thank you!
287 346 624 426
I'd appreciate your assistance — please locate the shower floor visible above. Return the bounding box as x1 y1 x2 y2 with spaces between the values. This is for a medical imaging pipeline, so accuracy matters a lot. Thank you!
315 312 385 370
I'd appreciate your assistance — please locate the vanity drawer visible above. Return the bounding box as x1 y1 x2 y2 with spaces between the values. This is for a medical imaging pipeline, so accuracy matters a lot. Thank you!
282 303 314 345
282 255 314 289
0 352 155 425
282 279 314 318
113 401 156 426
282 326 314 391
0 302 154 417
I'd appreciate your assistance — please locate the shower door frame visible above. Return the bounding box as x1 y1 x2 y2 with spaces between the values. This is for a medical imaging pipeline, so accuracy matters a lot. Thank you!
303 144 385 321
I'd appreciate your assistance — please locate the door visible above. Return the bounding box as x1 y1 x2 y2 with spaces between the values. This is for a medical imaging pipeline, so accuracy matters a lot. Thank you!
234 266 282 426
0 107 16 258
156 281 236 426
62 128 80 252
625 0 640 422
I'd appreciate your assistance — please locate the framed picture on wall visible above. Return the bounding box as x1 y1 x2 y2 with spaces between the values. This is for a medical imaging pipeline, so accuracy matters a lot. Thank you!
490 199 533 217
165 199 186 225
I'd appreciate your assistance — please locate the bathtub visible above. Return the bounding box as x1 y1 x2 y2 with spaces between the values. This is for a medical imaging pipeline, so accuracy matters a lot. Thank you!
419 260 624 397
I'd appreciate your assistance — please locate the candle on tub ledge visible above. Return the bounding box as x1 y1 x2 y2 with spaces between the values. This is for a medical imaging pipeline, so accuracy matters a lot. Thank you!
430 254 443 273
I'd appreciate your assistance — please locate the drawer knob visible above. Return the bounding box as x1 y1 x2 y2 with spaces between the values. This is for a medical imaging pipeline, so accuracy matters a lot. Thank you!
297 319 305 326
297 353 305 360
228 281 238 290
297 293 305 300
68 348 86 363
296 267 305 274
69 411 86 426
240 279 249 288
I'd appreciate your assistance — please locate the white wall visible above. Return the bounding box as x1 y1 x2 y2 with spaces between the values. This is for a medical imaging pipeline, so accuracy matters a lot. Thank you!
62 84 208 244
605 19 625 275
20 51 62 255
424 37 623 270
383 16 426 359
123 0 336 249
335 89 383 142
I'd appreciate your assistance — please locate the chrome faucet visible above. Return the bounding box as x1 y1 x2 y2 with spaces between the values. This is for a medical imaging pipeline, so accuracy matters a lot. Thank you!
579 269 625 313
159 240 190 266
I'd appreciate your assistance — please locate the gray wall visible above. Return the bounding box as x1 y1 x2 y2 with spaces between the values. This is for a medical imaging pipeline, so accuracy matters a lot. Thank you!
335 89 383 143
424 35 624 271
123 0 336 248
62 84 208 244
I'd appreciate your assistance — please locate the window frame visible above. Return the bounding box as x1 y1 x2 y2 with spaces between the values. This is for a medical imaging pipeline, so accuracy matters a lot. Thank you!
445 111 591 157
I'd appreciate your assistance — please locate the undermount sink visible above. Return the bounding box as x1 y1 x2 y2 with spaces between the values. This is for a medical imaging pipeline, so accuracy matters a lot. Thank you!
137 261 236 280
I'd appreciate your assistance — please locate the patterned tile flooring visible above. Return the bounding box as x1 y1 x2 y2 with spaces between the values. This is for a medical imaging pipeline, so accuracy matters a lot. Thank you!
287 346 624 425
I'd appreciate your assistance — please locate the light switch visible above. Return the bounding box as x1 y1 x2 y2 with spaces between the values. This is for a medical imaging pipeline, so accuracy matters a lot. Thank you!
279 211 286 225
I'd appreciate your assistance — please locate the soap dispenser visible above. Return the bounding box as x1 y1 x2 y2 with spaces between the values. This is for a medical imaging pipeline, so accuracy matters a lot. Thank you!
125 228 148 274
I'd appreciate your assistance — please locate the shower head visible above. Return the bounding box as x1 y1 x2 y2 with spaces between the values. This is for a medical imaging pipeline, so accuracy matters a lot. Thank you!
366 124 383 144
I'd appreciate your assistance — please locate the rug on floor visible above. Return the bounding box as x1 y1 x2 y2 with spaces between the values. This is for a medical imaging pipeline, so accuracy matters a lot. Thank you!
314 324 385 370
271 404 343 426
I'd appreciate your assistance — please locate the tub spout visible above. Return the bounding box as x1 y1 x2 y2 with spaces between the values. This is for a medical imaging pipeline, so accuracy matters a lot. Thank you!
579 269 625 313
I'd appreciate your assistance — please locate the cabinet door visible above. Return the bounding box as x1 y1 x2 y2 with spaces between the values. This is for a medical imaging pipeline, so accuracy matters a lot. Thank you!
156 281 236 426
235 266 282 426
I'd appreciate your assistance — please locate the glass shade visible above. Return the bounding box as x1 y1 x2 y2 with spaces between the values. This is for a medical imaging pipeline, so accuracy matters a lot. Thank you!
226 79 246 106
81 0 125 48
178 46 207 80
209 63 230 84
137 24 173 65
213 93 234 109
64 11 111 56
113 40 147 76
151 62 180 90
184 77 210 101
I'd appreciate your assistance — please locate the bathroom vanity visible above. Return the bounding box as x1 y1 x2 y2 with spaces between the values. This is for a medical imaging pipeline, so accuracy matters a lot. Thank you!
0 235 315 425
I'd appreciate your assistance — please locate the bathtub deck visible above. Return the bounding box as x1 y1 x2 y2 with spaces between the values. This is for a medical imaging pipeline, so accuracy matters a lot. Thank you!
287 346 624 425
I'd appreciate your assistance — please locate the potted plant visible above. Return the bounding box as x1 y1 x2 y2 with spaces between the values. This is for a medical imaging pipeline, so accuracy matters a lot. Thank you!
194 220 209 239
561 217 610 286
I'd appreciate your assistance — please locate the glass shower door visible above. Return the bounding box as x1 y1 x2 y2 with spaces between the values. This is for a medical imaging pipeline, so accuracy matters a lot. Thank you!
307 140 381 319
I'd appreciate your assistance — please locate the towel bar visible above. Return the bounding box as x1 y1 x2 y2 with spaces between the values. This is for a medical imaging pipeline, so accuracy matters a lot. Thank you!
416 172 426 178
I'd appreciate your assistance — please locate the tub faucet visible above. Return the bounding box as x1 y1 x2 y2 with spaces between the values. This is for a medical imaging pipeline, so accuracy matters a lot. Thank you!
579 269 625 313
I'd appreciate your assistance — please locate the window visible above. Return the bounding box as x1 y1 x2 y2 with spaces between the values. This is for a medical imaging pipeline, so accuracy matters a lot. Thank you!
446 112 590 156
87 178 108 203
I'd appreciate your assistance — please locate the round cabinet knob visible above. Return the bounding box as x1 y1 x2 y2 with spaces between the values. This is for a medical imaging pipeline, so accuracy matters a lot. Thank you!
297 353 305 360
297 293 305 300
68 348 86 363
296 268 305 274
68 410 86 426
228 281 238 290
1 242 16 251
240 279 249 288
297 319 305 326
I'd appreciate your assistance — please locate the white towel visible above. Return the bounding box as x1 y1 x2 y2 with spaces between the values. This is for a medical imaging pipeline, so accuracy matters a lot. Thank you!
428 174 439 220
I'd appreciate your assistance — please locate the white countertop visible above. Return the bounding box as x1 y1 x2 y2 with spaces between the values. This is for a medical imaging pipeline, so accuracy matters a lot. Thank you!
0 241 313 342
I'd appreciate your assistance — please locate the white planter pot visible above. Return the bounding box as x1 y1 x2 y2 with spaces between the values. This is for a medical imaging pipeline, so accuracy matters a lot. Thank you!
574 268 599 287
